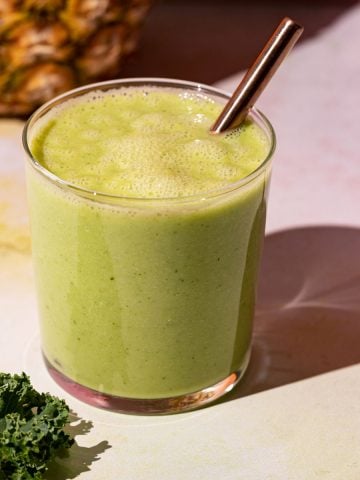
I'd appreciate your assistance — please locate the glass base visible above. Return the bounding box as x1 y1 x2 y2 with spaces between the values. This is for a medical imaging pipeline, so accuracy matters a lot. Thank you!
44 350 250 415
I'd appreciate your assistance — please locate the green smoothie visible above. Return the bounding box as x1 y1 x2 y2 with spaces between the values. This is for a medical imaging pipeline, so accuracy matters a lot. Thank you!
25 81 273 404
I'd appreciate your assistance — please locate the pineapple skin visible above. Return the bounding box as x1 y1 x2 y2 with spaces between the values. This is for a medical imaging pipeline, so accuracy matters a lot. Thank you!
0 0 152 117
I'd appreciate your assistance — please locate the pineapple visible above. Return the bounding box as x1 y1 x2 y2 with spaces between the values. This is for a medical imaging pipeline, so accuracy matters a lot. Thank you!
0 0 152 117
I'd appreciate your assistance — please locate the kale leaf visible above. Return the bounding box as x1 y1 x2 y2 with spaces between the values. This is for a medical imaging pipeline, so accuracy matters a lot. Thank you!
0 372 74 479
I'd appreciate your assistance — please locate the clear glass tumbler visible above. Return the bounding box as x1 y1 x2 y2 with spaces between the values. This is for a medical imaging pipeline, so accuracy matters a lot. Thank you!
23 78 275 414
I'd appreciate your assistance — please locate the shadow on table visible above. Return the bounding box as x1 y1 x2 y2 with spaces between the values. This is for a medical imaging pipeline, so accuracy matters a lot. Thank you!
43 413 111 480
121 0 359 84
226 225 360 402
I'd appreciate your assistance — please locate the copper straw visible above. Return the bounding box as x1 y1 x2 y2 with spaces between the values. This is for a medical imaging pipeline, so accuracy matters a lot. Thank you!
210 17 304 134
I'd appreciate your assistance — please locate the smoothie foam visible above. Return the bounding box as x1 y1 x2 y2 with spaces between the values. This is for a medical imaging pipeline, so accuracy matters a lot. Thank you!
26 84 272 401
30 88 269 198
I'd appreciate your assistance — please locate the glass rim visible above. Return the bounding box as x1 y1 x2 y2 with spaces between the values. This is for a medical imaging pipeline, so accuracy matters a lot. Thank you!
23 77 276 205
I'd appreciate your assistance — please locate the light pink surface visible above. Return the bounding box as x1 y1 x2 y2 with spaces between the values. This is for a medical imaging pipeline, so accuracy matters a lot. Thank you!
215 5 360 232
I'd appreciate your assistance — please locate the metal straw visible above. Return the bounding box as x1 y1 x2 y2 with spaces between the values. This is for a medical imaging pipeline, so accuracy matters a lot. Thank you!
210 17 304 134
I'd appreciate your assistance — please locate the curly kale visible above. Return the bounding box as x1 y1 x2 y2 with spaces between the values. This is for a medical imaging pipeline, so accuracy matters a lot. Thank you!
0 372 74 480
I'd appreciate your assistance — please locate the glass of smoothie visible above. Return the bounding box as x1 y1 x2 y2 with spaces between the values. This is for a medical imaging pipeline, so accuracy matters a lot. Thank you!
23 78 275 414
